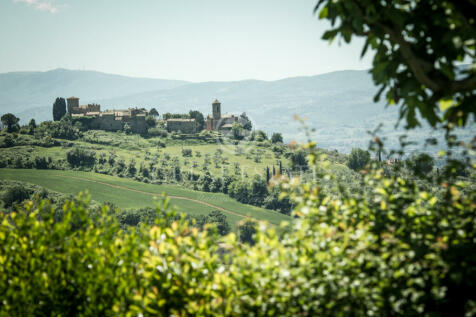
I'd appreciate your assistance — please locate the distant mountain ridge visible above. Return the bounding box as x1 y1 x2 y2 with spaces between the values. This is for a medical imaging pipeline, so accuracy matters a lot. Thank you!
0 68 188 120
1 68 473 153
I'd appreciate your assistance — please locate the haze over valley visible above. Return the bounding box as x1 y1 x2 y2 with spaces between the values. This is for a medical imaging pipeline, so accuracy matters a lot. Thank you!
2 68 472 153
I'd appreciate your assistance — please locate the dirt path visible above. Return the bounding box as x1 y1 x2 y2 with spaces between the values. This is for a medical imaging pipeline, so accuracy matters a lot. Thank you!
66 175 249 219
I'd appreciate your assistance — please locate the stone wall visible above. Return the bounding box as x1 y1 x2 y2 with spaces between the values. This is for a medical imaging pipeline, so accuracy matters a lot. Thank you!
90 114 123 131
129 116 147 134
166 119 197 134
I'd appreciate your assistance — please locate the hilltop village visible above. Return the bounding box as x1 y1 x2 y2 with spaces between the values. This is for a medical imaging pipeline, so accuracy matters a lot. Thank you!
66 97 250 135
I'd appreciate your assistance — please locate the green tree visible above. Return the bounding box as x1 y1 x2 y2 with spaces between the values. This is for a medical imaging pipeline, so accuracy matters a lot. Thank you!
240 113 252 130
238 220 257 245
314 0 476 128
210 177 223 193
256 130 267 142
1 185 31 208
52 97 66 121
189 110 205 131
145 115 156 128
290 149 308 171
231 122 245 140
66 147 96 168
347 148 371 171
250 175 268 206
28 119 36 135
199 172 213 192
1 113 20 132
271 132 283 144
127 159 137 177
229 181 251 204
204 210 230 236
406 153 435 177
149 107 159 118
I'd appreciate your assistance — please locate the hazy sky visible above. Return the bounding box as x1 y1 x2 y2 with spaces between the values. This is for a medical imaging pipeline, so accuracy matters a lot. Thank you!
0 0 372 82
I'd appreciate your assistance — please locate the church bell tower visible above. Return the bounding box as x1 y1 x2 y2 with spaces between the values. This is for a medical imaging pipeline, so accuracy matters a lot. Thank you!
212 99 221 120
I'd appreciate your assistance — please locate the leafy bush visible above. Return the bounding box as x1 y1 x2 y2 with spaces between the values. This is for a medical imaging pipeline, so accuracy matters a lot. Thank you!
290 149 308 171
1 135 15 148
181 148 192 157
66 147 96 168
238 219 257 245
1 185 32 208
271 132 283 143
147 127 168 137
196 210 231 236
406 153 434 177
347 147 371 171
1 151 474 317
36 117 82 140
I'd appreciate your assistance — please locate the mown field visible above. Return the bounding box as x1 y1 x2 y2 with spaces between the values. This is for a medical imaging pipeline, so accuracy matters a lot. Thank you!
0 168 290 229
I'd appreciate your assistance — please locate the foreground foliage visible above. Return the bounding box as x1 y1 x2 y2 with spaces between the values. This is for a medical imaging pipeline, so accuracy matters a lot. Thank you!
1 141 474 316
315 0 476 128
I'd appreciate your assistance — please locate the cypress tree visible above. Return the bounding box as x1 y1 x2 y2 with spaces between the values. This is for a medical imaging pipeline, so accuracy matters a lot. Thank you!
52 97 66 121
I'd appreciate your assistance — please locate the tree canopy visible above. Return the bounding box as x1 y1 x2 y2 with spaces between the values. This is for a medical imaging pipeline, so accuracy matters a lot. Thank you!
189 110 205 130
347 147 371 171
231 122 245 140
149 108 159 117
315 0 476 129
1 113 20 132
271 132 283 144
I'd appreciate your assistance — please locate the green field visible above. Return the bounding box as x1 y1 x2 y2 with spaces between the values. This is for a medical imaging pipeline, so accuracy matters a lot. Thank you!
0 168 290 229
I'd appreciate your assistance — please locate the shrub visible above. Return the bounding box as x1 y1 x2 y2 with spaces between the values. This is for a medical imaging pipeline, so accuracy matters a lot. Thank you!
238 220 257 245
347 147 371 171
147 127 168 137
271 132 283 143
0 157 474 317
197 210 231 236
1 185 32 208
181 148 192 157
34 156 49 169
2 135 15 148
406 153 434 177
290 149 308 171
66 147 96 168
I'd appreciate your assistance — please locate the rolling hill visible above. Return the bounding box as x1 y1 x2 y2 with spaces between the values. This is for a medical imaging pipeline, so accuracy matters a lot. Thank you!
1 68 474 153
0 168 290 230
0 68 188 123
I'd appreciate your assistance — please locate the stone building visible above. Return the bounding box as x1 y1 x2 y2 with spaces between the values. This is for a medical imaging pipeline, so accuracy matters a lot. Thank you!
205 99 238 131
68 96 148 134
67 97 100 114
166 118 197 133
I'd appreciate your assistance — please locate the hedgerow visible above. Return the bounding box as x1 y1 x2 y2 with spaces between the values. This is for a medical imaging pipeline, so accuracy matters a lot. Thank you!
1 139 474 315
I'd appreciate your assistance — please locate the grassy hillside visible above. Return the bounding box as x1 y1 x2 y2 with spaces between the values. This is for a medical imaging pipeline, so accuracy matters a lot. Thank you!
0 168 290 229
0 130 288 179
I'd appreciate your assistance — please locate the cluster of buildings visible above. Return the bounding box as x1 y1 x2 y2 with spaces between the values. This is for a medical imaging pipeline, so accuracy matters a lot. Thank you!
66 97 246 135
166 99 241 134
67 97 148 134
